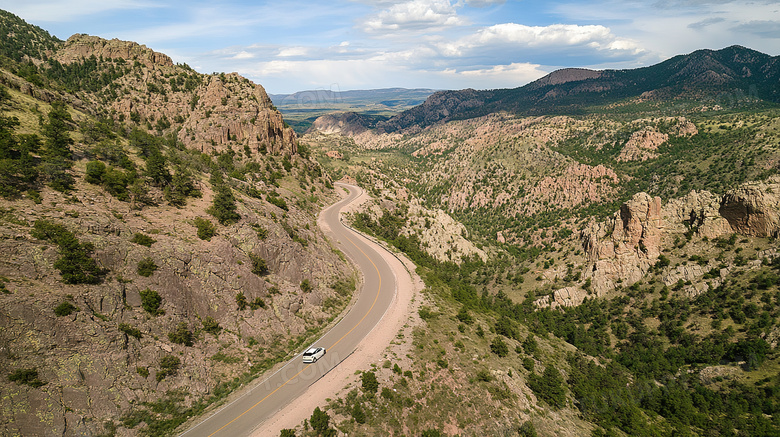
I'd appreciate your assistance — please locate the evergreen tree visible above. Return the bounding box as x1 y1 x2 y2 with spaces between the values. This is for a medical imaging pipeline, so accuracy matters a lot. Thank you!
42 101 73 160
40 101 75 191
309 407 335 437
145 148 171 187
208 184 240 225
0 116 39 196
529 365 566 408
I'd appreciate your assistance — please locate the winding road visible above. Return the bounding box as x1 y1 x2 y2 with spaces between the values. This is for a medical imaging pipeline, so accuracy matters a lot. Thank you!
179 183 398 437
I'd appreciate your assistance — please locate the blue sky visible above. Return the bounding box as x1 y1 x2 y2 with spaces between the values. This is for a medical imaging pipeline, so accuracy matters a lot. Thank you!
2 0 779 93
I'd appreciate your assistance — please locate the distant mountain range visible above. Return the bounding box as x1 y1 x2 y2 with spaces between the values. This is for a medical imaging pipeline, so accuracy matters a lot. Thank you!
270 87 437 109
269 88 438 132
376 46 780 132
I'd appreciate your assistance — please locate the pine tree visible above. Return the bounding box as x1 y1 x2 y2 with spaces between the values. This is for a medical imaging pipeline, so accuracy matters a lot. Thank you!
42 101 73 160
208 184 240 225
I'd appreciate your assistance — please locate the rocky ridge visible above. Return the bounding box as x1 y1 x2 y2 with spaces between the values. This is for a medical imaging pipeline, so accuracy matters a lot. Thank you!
54 34 297 157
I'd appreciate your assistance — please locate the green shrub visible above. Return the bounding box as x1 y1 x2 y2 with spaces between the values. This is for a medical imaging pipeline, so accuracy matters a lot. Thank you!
309 407 334 436
32 220 107 284
211 352 241 363
236 292 248 310
84 160 106 184
361 371 378 394
250 297 265 310
249 253 269 276
251 223 268 239
418 306 436 320
139 288 163 315
137 257 158 277
456 307 473 324
193 217 216 241
54 301 79 316
266 193 288 211
351 403 366 424
491 337 509 357
330 277 355 296
202 316 221 336
168 322 193 346
130 233 156 247
156 355 180 381
518 421 538 437
118 323 142 339
8 368 45 387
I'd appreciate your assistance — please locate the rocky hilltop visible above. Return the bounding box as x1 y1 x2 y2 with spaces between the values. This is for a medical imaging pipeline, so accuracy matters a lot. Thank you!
51 34 297 156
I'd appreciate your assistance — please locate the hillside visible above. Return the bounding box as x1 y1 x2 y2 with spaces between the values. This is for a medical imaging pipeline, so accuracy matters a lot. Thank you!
297 47 780 436
375 46 780 132
0 10 354 437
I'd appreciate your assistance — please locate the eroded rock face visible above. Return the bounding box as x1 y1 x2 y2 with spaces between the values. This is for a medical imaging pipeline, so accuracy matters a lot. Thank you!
579 192 662 296
560 177 780 305
720 179 780 237
616 129 668 162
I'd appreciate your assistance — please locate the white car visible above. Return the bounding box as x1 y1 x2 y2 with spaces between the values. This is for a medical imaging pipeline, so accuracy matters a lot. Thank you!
302 347 326 363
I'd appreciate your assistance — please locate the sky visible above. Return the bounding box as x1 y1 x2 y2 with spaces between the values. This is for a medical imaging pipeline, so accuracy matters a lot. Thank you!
2 0 779 94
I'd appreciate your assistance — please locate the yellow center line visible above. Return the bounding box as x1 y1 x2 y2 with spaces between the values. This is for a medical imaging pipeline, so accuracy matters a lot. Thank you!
206 190 383 437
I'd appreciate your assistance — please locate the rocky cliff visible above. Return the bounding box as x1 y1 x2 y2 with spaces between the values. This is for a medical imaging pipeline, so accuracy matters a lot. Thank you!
540 176 780 308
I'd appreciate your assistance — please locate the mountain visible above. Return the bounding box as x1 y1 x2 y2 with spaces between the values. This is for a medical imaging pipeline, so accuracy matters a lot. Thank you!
377 46 780 132
0 10 352 436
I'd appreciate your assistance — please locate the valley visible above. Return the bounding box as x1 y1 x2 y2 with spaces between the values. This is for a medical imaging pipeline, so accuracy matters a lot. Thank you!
1 7 780 437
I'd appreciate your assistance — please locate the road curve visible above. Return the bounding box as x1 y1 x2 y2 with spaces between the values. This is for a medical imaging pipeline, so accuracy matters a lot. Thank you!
179 183 397 437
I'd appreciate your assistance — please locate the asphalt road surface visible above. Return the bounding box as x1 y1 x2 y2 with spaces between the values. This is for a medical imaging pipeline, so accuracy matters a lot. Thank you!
180 183 396 437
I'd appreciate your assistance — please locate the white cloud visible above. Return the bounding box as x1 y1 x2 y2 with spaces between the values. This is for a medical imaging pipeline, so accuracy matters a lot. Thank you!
360 0 465 33
232 51 254 60
278 47 310 57
440 23 644 57
443 62 547 82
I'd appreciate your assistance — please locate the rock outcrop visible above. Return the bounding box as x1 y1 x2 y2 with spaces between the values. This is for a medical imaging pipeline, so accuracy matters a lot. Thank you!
57 34 173 68
564 176 780 303
720 179 780 237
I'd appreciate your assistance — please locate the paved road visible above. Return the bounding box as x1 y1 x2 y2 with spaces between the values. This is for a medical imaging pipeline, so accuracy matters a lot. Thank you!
180 183 396 437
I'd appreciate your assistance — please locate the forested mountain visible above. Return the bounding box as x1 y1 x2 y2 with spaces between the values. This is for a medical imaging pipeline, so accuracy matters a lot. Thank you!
378 45 780 132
